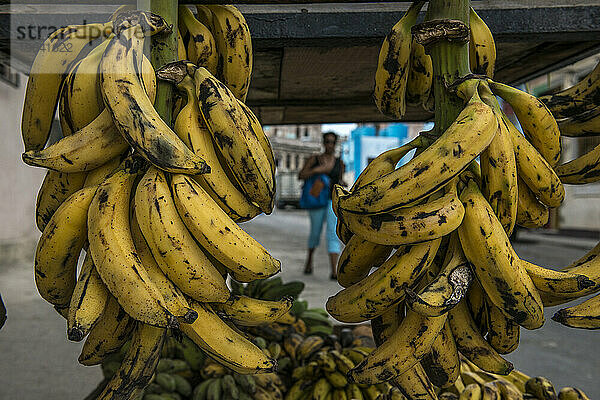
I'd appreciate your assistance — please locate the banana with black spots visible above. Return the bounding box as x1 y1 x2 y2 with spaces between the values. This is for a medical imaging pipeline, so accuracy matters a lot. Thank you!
35 170 86 232
178 5 218 73
469 7 496 78
552 292 600 329
406 39 433 107
555 140 600 184
486 301 520 355
374 1 426 118
558 107 600 137
515 177 549 228
336 234 393 288
211 295 293 326
338 83 497 214
421 322 461 389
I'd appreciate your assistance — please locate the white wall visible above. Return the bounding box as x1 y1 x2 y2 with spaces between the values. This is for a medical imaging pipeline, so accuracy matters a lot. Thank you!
0 77 45 245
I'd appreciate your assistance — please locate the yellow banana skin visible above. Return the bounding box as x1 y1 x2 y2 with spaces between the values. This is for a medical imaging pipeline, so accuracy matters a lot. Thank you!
559 387 591 400
100 21 208 174
171 75 261 222
458 180 544 330
525 376 558 400
448 299 513 375
406 235 473 317
238 100 277 181
469 8 496 78
22 109 129 173
88 160 177 328
460 383 482 400
83 153 128 188
171 174 280 282
555 141 600 184
421 322 461 388
79 296 133 366
479 84 518 235
130 209 197 323
406 39 433 106
338 89 497 214
22 22 111 151
552 292 600 329
327 239 441 323
180 301 276 374
35 186 95 309
194 66 274 212
96 323 166 399
210 294 293 326
178 6 218 73
516 177 549 228
486 301 520 355
35 170 86 232
338 183 464 246
350 309 446 384
558 107 600 137
134 167 229 302
539 60 600 119
523 260 595 294
489 80 561 167
58 38 110 135
373 1 425 119
67 252 110 342
207 5 253 101
336 235 393 288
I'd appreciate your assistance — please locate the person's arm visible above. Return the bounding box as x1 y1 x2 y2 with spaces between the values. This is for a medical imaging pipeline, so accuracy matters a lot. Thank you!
298 155 331 180
339 160 347 187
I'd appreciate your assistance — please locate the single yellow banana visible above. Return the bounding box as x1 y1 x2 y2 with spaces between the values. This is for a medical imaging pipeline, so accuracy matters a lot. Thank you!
523 259 595 294
169 73 261 222
373 1 426 118
67 252 110 342
338 85 497 214
479 83 518 235
515 177 549 228
193 66 274 212
129 208 197 323
405 234 473 317
171 174 280 282
100 15 208 174
178 5 218 73
22 21 111 151
486 301 520 355
460 383 482 400
467 279 489 336
558 107 600 137
79 295 133 366
406 39 433 106
552 292 600 329
458 179 544 330
177 28 187 60
35 170 86 231
82 153 128 188
421 321 461 388
210 294 293 326
489 80 561 166
134 167 229 302
88 160 177 328
312 377 333 400
22 108 129 173
326 238 441 323
336 234 393 288
35 186 95 309
555 141 600 184
337 182 464 246
95 323 166 399
180 301 276 374
448 299 513 375
206 5 253 101
524 376 558 400
350 309 446 384
469 7 496 78
539 60 600 119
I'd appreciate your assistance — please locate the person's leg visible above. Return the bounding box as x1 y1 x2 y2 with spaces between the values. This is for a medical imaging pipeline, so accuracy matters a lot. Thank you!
305 207 326 273
325 200 342 279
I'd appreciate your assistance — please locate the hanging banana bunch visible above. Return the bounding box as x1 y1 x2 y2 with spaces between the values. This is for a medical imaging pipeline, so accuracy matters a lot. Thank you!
331 2 600 395
21 5 284 399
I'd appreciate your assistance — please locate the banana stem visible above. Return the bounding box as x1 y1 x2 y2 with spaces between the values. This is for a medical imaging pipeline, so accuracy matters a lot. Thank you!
425 0 471 134
138 0 178 126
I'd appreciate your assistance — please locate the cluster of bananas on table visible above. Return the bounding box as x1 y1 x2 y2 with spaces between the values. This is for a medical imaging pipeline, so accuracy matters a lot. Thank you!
326 1 600 395
374 1 495 118
20 5 287 399
429 359 592 400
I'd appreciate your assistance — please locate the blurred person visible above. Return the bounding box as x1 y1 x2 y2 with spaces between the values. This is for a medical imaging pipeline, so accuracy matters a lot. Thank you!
298 131 345 280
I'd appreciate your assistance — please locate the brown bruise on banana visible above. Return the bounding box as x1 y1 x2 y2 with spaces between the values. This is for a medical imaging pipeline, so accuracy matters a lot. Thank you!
421 324 460 388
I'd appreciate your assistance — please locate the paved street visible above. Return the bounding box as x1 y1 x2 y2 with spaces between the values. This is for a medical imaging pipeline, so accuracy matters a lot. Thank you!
0 208 599 398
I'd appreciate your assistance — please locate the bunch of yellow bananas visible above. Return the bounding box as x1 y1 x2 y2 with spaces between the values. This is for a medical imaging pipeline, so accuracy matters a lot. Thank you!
21 6 285 399
327 3 600 394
